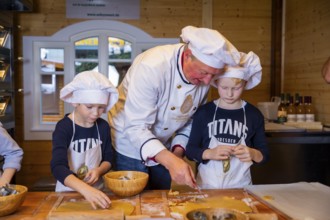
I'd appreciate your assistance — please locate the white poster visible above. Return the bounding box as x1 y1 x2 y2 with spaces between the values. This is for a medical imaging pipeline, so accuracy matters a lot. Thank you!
66 0 140 19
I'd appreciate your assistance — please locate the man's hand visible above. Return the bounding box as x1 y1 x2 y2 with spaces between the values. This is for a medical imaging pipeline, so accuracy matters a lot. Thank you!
172 145 185 158
155 149 196 188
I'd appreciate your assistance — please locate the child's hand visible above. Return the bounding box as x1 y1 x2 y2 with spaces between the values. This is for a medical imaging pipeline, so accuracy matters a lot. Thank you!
232 145 252 162
63 174 111 210
0 168 16 187
84 168 101 185
81 186 111 209
203 145 233 161
0 179 7 187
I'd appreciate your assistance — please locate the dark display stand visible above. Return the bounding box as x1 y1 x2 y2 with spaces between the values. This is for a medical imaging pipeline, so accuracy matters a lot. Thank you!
251 130 330 186
0 13 15 130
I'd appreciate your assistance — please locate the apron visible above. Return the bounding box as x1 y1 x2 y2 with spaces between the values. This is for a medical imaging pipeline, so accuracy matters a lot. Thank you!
55 111 103 192
196 100 253 189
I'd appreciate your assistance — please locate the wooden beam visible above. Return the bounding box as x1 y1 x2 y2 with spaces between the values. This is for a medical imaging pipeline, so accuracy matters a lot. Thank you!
202 0 212 28
270 0 283 97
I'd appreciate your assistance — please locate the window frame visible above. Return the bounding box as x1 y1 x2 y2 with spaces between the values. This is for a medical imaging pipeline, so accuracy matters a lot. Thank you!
23 20 179 140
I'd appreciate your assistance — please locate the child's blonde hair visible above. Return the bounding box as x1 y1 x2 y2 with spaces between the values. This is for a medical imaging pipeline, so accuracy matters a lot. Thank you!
214 77 245 87
231 78 244 86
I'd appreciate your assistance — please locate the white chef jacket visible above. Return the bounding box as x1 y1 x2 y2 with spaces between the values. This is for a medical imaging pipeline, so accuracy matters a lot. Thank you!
108 44 210 166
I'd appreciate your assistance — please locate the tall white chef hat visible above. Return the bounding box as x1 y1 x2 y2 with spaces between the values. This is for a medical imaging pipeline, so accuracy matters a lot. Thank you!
180 25 240 68
211 51 262 90
60 71 119 111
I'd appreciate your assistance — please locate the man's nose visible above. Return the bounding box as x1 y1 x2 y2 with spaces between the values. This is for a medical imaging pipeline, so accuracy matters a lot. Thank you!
203 74 213 85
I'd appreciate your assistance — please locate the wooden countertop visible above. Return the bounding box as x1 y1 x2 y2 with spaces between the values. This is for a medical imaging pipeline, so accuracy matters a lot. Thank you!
0 189 290 220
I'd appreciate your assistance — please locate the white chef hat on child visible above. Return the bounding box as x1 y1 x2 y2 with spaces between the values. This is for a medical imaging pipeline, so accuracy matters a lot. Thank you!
180 25 241 68
60 71 119 111
211 51 262 90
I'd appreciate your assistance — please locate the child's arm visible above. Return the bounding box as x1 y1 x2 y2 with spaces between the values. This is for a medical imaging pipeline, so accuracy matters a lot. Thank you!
51 119 76 185
0 123 24 186
249 147 263 163
64 174 111 209
0 168 16 186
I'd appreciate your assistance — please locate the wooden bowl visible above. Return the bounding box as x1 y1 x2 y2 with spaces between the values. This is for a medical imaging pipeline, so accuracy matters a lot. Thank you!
0 185 28 217
103 171 148 197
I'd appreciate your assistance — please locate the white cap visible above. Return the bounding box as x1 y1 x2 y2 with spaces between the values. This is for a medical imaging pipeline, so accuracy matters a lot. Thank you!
211 51 262 90
180 26 240 68
60 71 119 111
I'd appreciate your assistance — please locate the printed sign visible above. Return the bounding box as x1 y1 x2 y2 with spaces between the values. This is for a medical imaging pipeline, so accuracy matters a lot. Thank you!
66 0 140 19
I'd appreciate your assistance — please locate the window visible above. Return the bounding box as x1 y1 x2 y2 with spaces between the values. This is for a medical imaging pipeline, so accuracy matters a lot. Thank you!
40 48 64 123
23 20 179 140
73 36 132 87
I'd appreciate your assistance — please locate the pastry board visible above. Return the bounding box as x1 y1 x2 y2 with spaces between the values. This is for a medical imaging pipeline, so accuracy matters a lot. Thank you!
47 195 136 220
45 189 280 220
245 182 330 220
167 188 264 219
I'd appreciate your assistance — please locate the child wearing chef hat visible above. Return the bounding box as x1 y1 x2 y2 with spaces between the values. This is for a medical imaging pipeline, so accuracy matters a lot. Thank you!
186 51 269 189
51 71 118 209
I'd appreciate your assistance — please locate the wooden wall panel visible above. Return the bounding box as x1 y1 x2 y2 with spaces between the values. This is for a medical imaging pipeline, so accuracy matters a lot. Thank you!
212 0 272 104
283 0 330 123
0 11 13 26
126 0 204 37
13 0 272 188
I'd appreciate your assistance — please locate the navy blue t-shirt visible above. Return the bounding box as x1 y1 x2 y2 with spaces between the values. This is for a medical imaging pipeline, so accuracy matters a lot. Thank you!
50 114 113 185
186 101 269 165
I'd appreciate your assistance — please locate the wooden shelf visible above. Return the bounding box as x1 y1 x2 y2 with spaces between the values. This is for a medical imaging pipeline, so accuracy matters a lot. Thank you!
0 62 9 81
0 30 9 46
0 95 10 116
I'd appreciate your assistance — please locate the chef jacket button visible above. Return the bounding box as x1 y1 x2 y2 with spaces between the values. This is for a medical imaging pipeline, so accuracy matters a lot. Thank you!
193 107 197 110
171 107 175 110
177 85 182 89
164 128 168 130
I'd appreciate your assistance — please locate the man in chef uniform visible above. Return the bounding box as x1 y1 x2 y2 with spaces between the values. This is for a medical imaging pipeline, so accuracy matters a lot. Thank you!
108 26 241 189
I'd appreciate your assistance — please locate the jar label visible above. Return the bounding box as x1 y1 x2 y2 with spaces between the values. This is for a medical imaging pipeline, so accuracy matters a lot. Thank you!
305 114 315 122
296 114 306 122
287 114 297 122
